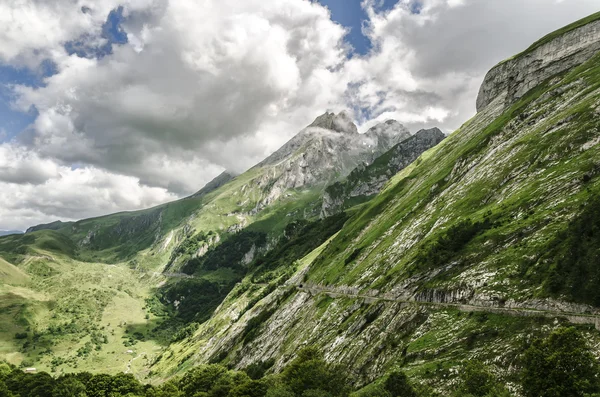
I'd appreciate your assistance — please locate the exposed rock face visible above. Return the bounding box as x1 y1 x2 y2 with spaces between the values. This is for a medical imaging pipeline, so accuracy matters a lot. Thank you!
253 112 411 210
321 127 445 217
476 17 600 112
308 111 358 134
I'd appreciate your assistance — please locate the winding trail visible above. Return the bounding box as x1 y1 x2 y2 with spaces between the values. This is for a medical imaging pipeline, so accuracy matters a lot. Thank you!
124 352 145 375
297 285 600 330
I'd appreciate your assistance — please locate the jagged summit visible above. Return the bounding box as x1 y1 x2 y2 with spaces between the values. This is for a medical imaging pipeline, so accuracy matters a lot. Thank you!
321 126 445 216
308 111 358 134
259 113 410 168
252 115 415 208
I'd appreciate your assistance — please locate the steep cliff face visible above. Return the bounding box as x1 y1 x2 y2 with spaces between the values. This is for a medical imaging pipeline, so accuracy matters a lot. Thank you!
321 127 445 217
477 12 600 112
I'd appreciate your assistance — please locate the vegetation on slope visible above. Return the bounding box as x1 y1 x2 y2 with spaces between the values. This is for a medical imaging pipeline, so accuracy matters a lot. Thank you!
543 195 600 305
148 25 600 391
2 327 598 397
504 11 600 63
306 50 600 304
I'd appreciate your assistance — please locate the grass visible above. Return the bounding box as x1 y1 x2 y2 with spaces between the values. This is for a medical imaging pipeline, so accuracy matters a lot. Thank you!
0 258 29 285
0 245 169 377
305 52 600 297
498 11 600 65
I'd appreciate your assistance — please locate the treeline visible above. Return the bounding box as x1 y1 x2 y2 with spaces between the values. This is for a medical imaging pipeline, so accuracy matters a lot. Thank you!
2 327 599 397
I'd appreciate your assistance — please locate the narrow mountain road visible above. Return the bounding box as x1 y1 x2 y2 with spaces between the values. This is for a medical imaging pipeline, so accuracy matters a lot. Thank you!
296 285 600 330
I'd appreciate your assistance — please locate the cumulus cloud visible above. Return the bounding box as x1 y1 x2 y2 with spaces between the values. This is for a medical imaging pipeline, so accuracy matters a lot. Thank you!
1 0 599 230
0 145 177 230
12 0 348 187
345 0 600 131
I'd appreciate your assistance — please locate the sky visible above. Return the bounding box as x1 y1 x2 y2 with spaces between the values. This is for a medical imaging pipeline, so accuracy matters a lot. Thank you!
0 0 598 231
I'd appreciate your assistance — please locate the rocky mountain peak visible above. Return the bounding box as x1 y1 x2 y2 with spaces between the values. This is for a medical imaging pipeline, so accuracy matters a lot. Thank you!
364 119 411 148
308 111 358 134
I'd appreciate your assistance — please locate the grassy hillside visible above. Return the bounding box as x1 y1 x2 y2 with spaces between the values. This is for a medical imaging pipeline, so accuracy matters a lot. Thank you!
0 258 29 286
151 40 600 393
500 11 600 64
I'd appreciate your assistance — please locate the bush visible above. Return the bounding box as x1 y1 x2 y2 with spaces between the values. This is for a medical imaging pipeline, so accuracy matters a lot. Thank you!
543 197 600 305
416 218 492 268
384 372 416 397
521 327 600 397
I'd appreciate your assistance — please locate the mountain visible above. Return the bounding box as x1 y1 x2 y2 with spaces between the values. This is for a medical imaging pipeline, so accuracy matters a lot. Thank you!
321 127 446 217
3 12 600 395
17 113 413 266
252 112 411 209
25 221 73 234
0 111 427 377
190 171 236 198
0 230 23 237
147 12 600 391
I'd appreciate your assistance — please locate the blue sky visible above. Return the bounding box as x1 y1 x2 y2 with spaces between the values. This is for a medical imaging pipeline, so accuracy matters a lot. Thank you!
317 0 399 55
0 1 395 143
0 6 128 143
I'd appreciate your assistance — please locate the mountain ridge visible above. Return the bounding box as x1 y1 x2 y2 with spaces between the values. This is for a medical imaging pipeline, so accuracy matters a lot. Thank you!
2 12 600 396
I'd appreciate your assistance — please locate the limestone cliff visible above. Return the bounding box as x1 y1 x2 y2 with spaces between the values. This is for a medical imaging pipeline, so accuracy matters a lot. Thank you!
477 12 600 112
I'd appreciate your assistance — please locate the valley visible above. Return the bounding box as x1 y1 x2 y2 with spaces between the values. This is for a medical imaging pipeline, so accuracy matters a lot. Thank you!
2 10 600 397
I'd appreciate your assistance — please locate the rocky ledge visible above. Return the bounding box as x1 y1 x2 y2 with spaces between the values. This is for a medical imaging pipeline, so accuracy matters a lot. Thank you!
476 15 600 112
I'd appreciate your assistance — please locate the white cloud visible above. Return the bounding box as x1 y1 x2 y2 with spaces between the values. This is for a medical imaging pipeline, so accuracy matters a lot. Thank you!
1 0 599 230
0 144 176 230
13 0 349 186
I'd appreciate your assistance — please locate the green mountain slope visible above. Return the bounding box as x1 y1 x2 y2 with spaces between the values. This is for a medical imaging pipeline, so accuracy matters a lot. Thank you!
149 13 600 393
0 114 424 376
321 127 445 216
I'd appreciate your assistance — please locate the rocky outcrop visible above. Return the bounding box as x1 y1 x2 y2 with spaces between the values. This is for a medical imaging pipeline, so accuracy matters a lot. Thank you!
252 112 411 211
308 111 358 134
476 16 600 112
321 127 445 217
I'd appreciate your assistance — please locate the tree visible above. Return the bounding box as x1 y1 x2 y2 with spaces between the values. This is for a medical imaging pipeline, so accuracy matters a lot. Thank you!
384 372 416 397
455 361 495 397
52 376 87 397
0 380 13 397
522 327 600 397
349 384 391 397
210 370 251 397
265 383 295 397
179 365 227 396
229 379 268 397
282 348 349 397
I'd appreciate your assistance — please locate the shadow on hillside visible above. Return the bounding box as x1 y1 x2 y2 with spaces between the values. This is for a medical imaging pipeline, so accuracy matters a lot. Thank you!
123 317 177 347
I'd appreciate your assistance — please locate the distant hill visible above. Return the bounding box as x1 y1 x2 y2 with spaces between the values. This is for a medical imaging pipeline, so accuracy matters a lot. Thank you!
0 230 23 237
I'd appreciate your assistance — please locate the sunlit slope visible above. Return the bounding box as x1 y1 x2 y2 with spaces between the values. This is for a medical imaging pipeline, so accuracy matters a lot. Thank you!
308 53 600 305
154 30 600 390
0 257 29 286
